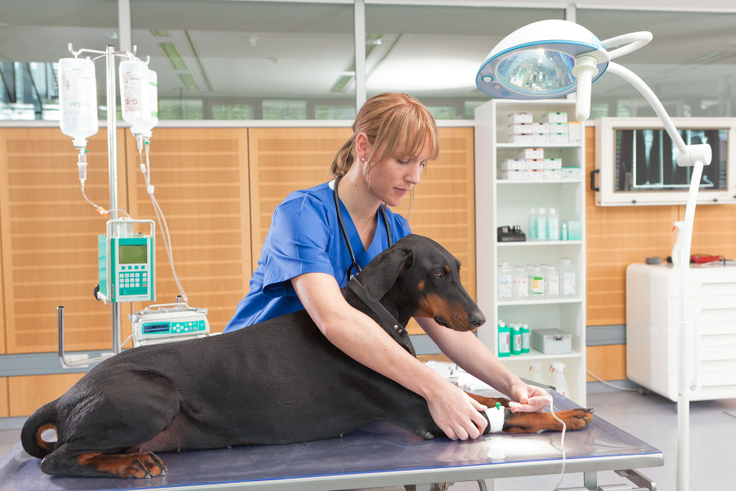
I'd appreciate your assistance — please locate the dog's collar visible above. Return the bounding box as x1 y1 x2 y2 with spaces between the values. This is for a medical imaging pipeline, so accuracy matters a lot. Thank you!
347 278 416 357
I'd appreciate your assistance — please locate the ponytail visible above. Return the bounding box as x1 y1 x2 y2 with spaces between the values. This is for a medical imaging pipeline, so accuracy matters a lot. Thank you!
330 134 356 178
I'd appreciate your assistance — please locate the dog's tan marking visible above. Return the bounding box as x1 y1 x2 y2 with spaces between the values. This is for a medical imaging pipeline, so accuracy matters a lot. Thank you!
36 423 56 453
418 280 424 291
77 452 166 478
417 294 475 331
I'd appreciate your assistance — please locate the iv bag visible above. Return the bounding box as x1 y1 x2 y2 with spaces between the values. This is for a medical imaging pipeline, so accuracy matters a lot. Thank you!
59 58 99 149
143 68 158 139
119 59 149 136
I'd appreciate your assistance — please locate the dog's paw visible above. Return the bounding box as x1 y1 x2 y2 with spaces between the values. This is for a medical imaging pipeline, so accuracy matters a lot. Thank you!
124 452 166 479
558 408 594 430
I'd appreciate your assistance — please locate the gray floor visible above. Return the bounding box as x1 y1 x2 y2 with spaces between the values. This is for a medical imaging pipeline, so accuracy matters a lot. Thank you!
2 385 735 490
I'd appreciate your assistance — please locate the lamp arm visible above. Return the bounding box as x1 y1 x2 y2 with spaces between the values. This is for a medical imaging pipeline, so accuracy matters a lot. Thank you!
605 62 688 155
600 32 652 61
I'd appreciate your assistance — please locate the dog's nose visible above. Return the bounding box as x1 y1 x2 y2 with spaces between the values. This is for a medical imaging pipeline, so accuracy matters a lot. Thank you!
469 311 486 329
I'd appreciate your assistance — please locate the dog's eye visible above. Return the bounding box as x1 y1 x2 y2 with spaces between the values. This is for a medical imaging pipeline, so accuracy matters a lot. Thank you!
434 270 445 279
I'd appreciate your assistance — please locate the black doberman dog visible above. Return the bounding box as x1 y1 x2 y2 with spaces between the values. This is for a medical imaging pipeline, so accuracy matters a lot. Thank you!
22 234 593 478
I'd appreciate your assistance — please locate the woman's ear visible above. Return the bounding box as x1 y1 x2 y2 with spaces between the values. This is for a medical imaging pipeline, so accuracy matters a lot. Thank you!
359 247 413 302
355 132 372 164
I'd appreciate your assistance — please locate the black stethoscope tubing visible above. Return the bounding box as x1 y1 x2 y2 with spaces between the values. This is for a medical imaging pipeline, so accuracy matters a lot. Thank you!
333 175 392 280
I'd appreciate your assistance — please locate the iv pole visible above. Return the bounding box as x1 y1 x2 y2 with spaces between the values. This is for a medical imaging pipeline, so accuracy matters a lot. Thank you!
58 44 136 369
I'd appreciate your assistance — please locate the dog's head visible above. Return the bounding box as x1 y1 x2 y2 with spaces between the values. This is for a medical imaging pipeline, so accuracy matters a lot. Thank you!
357 234 485 332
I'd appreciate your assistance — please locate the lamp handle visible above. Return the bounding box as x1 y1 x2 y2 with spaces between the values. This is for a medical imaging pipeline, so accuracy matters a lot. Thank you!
601 31 652 61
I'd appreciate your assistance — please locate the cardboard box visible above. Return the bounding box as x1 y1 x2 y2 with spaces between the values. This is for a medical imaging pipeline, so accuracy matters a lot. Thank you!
532 133 551 145
508 134 533 144
544 169 562 180
507 112 533 123
542 112 568 123
508 123 532 134
550 123 568 134
550 133 569 144
544 158 562 169
519 148 544 159
562 167 581 180
501 159 526 170
526 169 544 180
532 122 550 133
525 159 544 170
568 121 582 143
500 170 526 180
531 329 572 354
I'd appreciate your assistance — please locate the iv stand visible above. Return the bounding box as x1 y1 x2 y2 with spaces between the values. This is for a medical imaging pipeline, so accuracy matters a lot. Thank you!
58 44 137 369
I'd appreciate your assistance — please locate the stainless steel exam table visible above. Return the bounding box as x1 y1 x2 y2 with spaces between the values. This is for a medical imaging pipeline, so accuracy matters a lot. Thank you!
0 391 662 491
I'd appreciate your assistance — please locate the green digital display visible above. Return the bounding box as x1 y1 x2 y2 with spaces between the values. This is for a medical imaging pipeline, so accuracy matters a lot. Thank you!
119 244 147 265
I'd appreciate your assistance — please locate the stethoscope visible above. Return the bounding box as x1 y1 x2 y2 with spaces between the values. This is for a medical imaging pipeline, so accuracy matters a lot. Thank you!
333 175 392 281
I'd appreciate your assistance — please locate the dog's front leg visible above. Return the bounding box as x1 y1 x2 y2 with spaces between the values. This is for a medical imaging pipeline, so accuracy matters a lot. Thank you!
464 392 510 409
502 408 594 433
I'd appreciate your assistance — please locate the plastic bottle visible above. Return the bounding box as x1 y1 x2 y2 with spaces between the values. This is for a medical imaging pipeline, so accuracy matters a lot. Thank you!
59 57 99 149
561 222 569 241
529 361 544 384
530 266 545 299
497 260 513 300
560 258 576 298
498 322 511 357
119 58 150 136
143 67 159 139
528 208 538 241
520 324 530 354
513 266 529 300
550 361 570 397
672 221 685 267
548 208 559 241
537 208 549 240
546 266 560 299
510 324 522 355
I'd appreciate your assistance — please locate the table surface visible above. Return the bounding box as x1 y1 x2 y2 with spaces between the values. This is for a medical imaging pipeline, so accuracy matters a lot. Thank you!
0 392 663 491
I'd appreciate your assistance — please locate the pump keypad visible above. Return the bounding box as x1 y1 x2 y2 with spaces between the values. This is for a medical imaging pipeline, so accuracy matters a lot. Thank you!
118 265 148 295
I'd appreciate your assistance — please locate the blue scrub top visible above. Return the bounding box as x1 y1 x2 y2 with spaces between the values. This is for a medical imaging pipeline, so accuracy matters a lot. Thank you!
224 181 412 332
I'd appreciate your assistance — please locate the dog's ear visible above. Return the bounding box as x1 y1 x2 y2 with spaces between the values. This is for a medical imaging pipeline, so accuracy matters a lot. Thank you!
360 247 413 301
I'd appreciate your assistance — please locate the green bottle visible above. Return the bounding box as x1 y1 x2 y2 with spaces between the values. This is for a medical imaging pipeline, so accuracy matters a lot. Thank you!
498 321 511 357
510 324 522 355
520 324 530 354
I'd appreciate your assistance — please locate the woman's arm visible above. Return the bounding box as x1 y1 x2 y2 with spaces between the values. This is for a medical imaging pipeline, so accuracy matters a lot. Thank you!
416 317 553 413
292 272 489 440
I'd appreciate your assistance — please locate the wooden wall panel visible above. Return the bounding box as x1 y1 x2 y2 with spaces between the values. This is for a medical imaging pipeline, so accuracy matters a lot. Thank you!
0 129 128 353
124 129 252 334
0 211 5 354
586 345 627 382
8 373 84 417
0 377 8 418
248 127 476 336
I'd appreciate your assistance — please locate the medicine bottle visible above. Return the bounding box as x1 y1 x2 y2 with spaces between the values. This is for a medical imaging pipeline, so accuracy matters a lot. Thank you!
510 324 522 355
498 322 511 357
497 261 513 299
520 324 530 354
530 267 545 299
537 208 549 240
513 267 528 300
548 208 559 240
546 266 560 299
560 258 576 298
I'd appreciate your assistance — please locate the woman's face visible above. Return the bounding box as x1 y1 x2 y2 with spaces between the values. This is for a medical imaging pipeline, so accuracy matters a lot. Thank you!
366 139 432 208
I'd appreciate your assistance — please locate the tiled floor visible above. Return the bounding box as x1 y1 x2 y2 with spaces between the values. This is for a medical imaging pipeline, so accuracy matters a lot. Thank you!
2 386 735 490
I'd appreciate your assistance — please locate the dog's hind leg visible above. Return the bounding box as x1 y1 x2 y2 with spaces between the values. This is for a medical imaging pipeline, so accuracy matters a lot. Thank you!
40 444 166 478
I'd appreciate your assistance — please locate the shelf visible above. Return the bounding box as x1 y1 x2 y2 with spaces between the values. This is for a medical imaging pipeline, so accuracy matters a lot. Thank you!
496 143 581 149
498 298 582 306
498 348 583 362
496 179 582 184
497 240 582 247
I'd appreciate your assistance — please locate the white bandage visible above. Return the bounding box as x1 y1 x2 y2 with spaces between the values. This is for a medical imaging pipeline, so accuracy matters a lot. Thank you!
485 406 505 433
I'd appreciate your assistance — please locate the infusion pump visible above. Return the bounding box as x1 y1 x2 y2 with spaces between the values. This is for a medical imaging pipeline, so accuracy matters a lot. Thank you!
97 218 155 304
131 302 210 347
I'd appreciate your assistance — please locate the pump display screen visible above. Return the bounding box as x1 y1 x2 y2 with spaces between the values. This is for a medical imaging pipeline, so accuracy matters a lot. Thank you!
614 129 728 192
119 244 148 264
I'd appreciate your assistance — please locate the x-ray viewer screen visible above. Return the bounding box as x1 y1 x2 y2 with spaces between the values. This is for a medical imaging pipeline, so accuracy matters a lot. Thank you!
614 129 728 192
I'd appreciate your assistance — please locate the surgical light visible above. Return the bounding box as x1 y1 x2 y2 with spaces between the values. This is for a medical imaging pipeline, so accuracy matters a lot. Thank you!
476 19 710 491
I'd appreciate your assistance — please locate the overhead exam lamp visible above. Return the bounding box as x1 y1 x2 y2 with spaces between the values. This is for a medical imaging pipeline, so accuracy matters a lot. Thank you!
476 19 710 491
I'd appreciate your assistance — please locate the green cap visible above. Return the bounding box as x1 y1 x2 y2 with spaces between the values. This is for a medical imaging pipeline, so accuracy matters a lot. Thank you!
496 402 501 410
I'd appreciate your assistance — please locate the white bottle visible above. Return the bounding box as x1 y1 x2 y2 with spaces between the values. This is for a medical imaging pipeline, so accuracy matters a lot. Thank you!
513 266 529 300
529 208 538 241
537 208 549 240
546 266 560 298
142 68 159 139
560 258 576 298
119 58 150 136
59 57 99 149
497 261 513 299
529 361 545 384
530 266 545 299
548 208 559 241
550 361 570 398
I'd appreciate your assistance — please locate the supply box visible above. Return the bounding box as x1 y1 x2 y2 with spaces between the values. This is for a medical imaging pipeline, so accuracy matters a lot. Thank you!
531 328 572 354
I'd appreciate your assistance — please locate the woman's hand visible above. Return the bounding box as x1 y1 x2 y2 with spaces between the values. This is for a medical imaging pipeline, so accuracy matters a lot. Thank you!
507 382 553 413
425 381 488 440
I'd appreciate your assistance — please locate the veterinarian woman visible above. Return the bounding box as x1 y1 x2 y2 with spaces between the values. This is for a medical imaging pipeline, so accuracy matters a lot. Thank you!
224 93 552 440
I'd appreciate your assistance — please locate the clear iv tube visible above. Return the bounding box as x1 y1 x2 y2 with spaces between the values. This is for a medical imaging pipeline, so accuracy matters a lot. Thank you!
139 143 188 303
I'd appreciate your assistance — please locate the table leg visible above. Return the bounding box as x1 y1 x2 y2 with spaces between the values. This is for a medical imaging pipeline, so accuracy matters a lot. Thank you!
584 471 598 491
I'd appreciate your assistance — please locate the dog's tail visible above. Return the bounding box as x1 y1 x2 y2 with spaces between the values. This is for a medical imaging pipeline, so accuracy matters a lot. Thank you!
21 399 59 458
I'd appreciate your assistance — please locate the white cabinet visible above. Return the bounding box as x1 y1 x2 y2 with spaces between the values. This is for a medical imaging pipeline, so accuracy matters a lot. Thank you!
474 99 587 406
627 263 736 401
